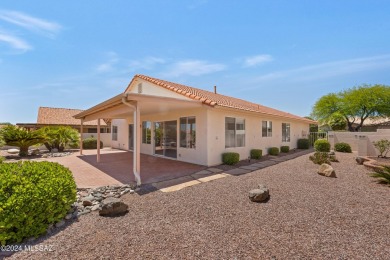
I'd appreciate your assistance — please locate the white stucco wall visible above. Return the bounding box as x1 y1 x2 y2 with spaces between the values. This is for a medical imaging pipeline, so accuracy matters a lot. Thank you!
206 107 310 166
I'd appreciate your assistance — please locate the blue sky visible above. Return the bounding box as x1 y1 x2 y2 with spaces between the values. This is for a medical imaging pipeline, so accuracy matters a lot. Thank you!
1 1 390 124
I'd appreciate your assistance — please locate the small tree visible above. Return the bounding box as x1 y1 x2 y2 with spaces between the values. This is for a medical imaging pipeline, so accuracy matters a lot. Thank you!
312 84 390 132
38 126 79 152
373 139 390 158
0 125 45 156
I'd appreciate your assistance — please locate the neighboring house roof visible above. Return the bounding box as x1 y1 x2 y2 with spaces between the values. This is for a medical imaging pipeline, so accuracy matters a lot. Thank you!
352 117 390 126
127 75 316 124
37 107 107 126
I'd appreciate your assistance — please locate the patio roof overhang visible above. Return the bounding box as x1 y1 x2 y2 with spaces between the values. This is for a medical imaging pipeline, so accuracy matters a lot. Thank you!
74 92 204 122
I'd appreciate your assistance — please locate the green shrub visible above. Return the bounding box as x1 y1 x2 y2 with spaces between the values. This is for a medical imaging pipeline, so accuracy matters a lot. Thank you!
268 147 279 156
314 139 330 152
309 152 331 165
0 125 45 156
38 126 79 152
280 146 290 153
0 156 4 164
371 166 390 185
309 152 339 165
82 138 103 149
222 152 239 165
334 142 352 153
0 161 77 245
373 139 390 158
250 149 262 159
297 138 310 149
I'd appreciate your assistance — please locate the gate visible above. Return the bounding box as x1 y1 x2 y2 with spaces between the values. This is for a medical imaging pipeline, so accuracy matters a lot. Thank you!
309 132 328 147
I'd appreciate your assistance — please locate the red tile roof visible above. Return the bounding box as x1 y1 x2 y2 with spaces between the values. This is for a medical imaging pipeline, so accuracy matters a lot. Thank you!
130 75 316 124
37 107 107 126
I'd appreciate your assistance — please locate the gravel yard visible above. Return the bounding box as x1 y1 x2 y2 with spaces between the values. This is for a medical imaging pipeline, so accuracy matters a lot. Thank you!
6 152 390 259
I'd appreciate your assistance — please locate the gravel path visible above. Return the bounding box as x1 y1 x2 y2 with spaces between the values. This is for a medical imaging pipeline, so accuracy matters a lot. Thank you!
6 152 390 259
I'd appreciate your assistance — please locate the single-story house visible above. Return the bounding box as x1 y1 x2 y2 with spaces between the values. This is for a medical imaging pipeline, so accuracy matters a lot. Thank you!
74 74 316 185
17 107 111 133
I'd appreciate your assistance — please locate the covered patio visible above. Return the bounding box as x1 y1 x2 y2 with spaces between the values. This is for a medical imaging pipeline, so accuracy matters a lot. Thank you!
45 148 206 188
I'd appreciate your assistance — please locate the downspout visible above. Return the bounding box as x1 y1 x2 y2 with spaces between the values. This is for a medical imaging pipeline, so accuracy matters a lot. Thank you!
122 93 141 186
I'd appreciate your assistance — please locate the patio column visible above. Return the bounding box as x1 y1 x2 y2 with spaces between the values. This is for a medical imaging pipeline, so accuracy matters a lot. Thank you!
133 102 141 185
97 118 101 162
80 119 84 155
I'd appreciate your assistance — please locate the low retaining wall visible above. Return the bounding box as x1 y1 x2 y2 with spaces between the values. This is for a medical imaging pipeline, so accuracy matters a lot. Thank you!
329 129 390 157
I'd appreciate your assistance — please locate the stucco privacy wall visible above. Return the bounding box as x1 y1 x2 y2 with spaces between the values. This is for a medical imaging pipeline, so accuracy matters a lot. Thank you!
110 107 208 165
206 107 310 166
329 129 390 156
82 133 111 147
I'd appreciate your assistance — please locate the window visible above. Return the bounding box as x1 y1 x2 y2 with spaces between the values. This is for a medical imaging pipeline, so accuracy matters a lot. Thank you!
112 126 118 141
180 117 196 148
225 117 245 148
142 121 151 144
282 123 290 142
262 121 272 137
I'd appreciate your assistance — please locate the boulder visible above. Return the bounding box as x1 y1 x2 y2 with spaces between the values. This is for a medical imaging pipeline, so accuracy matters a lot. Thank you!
7 148 19 154
249 184 269 202
81 195 95 206
99 197 128 216
355 157 367 165
318 163 336 178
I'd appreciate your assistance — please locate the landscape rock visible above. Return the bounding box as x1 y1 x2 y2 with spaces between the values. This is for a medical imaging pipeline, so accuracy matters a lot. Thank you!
355 156 367 165
99 197 128 216
318 163 336 178
55 220 66 228
249 184 269 202
65 214 73 220
7 148 19 154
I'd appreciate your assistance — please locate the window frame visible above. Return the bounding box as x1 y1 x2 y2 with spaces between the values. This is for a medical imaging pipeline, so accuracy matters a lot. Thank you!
180 116 196 149
142 121 152 144
282 123 291 142
262 121 272 137
225 117 246 148
112 125 118 141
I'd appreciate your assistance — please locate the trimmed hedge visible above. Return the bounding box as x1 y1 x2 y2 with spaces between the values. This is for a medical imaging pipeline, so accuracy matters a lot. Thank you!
280 146 290 153
268 147 280 156
222 152 239 165
250 149 262 159
314 139 330 152
82 137 103 149
334 142 352 153
297 138 310 149
0 161 77 245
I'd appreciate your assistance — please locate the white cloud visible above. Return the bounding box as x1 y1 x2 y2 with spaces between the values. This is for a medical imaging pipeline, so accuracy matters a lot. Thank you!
244 54 273 67
96 51 119 72
0 10 61 37
128 56 165 71
0 32 32 51
162 60 226 77
252 54 390 84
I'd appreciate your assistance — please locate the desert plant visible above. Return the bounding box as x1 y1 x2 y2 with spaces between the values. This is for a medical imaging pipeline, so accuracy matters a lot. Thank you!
250 149 262 159
0 125 45 156
268 147 279 156
222 152 239 165
38 126 79 152
0 161 77 245
280 146 290 153
334 142 352 153
371 166 390 185
297 138 310 149
373 139 390 158
314 139 330 152
329 155 339 162
309 152 331 165
82 137 103 149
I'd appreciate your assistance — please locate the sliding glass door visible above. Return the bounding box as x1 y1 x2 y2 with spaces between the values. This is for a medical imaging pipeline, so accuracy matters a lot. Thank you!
154 120 177 158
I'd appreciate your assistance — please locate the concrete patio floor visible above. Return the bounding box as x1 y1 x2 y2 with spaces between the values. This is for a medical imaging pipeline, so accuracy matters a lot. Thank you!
44 148 207 188
42 148 313 191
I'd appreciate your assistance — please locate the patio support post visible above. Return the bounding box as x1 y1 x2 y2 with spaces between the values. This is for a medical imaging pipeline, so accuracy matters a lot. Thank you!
80 119 84 155
133 102 141 185
97 118 101 163
122 94 141 186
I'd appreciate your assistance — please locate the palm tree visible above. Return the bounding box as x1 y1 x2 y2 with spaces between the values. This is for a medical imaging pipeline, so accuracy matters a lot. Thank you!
0 125 45 156
38 126 79 152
